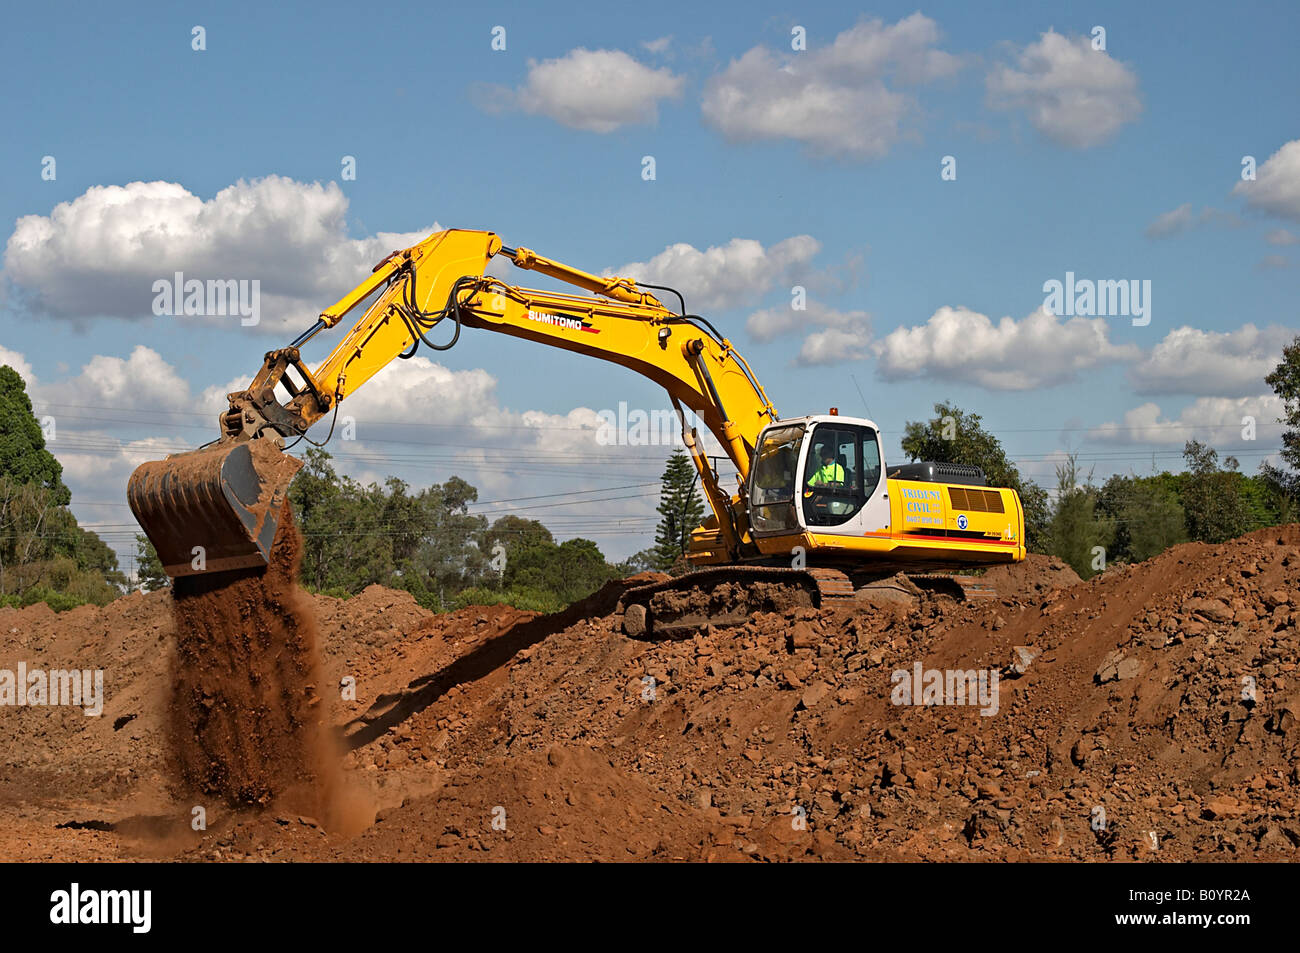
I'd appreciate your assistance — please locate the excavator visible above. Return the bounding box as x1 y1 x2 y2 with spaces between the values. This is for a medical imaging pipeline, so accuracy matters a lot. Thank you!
128 229 1025 637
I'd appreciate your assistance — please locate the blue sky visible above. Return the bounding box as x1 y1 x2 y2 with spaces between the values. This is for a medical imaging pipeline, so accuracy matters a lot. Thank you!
1 0 1297 571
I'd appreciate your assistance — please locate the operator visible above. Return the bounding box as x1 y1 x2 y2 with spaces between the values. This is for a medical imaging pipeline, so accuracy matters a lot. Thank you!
806 448 845 488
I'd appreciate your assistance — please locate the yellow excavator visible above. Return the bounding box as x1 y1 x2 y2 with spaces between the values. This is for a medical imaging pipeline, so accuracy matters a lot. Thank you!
128 229 1025 636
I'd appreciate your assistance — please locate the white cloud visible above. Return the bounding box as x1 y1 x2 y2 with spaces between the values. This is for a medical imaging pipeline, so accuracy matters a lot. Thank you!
642 36 672 55
1130 324 1294 397
2 176 436 332
54 345 191 411
1266 228 1299 246
1088 395 1283 448
986 30 1141 148
0 344 34 383
797 325 874 366
746 300 869 342
1145 203 1195 239
1234 139 1300 222
1145 204 1239 238
615 235 822 311
489 48 684 133
874 305 1139 390
701 13 959 158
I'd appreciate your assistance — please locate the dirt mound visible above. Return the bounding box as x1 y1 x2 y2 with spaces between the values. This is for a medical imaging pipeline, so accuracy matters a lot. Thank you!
981 552 1080 599
1 527 1297 862
167 509 333 813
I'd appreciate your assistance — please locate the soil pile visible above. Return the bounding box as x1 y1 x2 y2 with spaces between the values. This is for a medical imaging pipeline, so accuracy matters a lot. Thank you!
0 532 1296 862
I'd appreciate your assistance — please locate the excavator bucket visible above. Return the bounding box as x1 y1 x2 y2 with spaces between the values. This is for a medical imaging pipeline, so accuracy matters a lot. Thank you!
127 439 303 578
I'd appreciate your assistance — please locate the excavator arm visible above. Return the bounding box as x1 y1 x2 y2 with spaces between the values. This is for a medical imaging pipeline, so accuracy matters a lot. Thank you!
129 228 778 576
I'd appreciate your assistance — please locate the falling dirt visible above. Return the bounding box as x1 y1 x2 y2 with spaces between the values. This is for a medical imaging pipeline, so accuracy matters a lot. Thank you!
167 507 336 819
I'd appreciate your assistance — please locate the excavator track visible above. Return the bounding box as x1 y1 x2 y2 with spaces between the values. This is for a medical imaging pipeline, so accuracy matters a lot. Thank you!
617 566 994 639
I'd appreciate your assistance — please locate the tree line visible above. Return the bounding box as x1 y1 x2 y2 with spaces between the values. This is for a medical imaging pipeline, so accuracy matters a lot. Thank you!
3 332 1299 611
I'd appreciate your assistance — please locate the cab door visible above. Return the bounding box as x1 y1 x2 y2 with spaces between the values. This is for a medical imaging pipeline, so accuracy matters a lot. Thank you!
799 423 890 538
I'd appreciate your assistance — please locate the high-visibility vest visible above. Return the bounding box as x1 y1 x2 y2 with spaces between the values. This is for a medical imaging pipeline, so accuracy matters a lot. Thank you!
808 462 845 486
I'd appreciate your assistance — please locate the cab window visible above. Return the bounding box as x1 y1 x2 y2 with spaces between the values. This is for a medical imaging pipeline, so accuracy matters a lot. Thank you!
802 424 880 526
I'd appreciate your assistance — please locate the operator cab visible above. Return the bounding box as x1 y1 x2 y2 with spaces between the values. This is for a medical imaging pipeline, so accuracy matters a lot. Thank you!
748 413 887 538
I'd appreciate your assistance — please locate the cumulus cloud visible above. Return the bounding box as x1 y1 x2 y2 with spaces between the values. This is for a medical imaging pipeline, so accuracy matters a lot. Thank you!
1088 395 1283 448
480 48 684 132
1144 204 1240 239
701 13 959 158
0 344 35 383
614 235 823 311
1266 228 1299 246
874 305 1139 390
1234 139 1300 222
746 301 870 342
53 345 191 411
1130 324 1294 397
797 325 874 366
986 30 1141 148
3 176 436 332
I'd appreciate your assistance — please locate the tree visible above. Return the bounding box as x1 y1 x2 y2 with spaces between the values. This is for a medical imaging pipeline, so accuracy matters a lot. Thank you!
1047 454 1111 579
652 450 703 570
506 537 618 605
901 401 1050 550
484 515 554 562
0 365 69 505
135 534 168 591
1097 474 1186 564
1182 440 1251 543
1261 334 1300 499
613 547 658 576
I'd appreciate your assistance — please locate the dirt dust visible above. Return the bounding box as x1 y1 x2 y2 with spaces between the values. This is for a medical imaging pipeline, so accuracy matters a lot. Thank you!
167 507 336 819
1 533 1297 862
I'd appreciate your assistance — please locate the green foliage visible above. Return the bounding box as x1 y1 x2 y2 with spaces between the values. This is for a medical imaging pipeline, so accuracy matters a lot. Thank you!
287 449 625 613
0 365 69 505
613 547 658 576
505 537 619 606
1261 334 1300 500
0 585 85 612
450 585 565 614
1096 474 1187 564
1182 440 1252 544
1045 455 1111 579
135 534 168 592
652 450 704 569
901 401 1050 551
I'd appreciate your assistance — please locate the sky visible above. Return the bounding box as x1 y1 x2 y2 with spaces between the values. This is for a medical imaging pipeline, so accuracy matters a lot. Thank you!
1 0 1297 575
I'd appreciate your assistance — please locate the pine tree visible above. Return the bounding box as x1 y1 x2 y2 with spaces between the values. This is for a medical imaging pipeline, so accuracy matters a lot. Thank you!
652 450 704 570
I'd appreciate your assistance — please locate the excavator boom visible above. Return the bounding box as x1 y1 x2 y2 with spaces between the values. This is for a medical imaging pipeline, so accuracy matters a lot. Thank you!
129 229 778 575
130 226 1024 628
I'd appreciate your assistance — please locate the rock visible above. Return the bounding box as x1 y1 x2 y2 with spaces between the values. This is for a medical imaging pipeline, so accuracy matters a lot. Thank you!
621 604 648 639
798 681 831 710
788 622 817 650
1116 658 1143 681
1185 598 1233 624
1095 650 1123 684
1203 796 1247 819
1009 645 1040 676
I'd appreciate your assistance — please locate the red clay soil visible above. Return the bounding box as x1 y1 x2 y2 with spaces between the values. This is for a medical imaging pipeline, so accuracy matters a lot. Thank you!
0 533 1297 862
167 509 333 816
